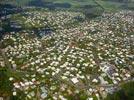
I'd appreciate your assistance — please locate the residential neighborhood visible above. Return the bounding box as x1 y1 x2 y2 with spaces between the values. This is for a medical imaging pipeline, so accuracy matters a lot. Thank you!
0 0 134 100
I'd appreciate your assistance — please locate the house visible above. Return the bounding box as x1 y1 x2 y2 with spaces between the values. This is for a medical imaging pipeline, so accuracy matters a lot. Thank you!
0 27 3 31
100 62 116 78
10 21 22 29
38 28 53 37
105 86 117 94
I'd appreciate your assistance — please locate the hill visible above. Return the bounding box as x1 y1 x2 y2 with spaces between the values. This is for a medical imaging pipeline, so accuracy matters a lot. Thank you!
1 0 134 11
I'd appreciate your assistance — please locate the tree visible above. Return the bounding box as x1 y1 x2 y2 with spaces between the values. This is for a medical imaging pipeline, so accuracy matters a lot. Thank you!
105 81 134 100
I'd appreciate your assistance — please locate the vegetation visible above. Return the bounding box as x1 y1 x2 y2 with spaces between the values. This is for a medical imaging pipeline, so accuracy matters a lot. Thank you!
0 0 134 100
1 0 134 11
105 81 134 100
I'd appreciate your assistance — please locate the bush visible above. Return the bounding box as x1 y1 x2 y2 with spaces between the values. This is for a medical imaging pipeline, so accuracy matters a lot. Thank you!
105 81 134 100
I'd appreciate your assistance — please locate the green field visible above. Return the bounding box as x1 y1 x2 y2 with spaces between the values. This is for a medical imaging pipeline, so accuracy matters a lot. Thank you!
1 0 134 12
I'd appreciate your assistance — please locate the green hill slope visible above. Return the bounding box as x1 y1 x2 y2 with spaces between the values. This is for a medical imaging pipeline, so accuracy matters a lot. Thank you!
1 0 134 11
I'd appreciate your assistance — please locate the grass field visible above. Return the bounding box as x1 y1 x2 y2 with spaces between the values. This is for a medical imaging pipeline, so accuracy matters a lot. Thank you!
1 0 134 12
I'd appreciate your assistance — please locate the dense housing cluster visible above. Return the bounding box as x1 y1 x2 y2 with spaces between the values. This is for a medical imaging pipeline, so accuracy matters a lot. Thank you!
0 10 134 100
11 10 85 29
